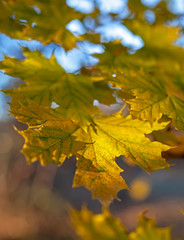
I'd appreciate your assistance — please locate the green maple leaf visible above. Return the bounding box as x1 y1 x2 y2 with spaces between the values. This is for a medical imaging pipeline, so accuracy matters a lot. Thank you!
128 0 176 23
97 23 184 130
7 0 85 49
0 0 24 38
2 51 115 128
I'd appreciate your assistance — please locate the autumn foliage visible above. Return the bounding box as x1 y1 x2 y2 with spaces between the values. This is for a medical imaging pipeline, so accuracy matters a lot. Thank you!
0 0 184 238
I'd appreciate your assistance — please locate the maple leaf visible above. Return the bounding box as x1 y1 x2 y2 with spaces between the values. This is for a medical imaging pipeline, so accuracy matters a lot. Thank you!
7 97 126 202
0 0 24 38
129 213 171 240
2 51 115 128
7 96 64 127
128 0 176 23
126 21 179 48
74 115 170 203
71 208 171 240
0 2 176 204
1 0 183 233
21 120 87 165
79 115 170 172
71 207 129 240
10 99 88 165
74 153 128 204
5 95 170 203
97 23 184 130
7 0 85 49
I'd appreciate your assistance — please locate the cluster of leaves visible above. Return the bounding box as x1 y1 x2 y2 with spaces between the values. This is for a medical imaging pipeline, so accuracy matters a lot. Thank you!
72 208 172 240
0 0 184 238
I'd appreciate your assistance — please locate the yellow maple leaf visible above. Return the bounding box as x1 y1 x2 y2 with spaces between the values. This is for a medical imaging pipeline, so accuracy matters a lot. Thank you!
21 119 87 165
5 96 170 203
11 100 87 165
71 207 129 240
71 208 171 240
74 115 170 203
129 213 171 240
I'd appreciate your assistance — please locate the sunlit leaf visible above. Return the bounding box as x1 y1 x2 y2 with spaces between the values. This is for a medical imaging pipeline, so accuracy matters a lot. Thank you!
71 207 129 240
6 95 170 203
12 100 88 165
129 213 171 240
72 208 171 240
0 0 180 206
2 51 115 128
21 120 87 165
83 115 170 171
128 0 176 23
7 0 85 49
74 115 170 203
74 151 128 204
97 23 184 130
0 0 24 38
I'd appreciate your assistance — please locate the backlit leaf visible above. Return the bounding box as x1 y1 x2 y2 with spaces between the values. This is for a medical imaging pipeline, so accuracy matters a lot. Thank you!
74 115 170 203
2 51 115 128
71 207 129 240
129 213 171 240
21 119 86 165
72 208 171 240
81 115 170 171
6 96 170 203
128 0 176 23
0 0 24 38
1 0 179 205
97 23 184 130
7 0 84 49
11 100 88 165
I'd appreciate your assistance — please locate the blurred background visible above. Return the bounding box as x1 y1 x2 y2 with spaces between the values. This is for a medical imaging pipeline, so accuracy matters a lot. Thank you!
0 0 184 239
